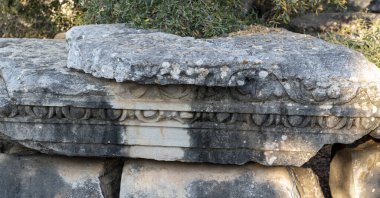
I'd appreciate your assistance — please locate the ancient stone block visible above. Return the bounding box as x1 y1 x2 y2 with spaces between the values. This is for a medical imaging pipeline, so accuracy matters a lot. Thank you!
371 127 380 139
120 159 323 198
348 0 373 11
330 139 380 198
66 24 378 86
347 0 380 12
0 154 123 198
290 12 380 33
0 134 37 155
0 24 379 166
369 0 380 12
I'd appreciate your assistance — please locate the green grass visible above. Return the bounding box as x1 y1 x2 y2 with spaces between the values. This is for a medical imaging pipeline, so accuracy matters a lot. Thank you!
82 0 258 38
82 0 347 38
0 0 348 38
1 1 378 72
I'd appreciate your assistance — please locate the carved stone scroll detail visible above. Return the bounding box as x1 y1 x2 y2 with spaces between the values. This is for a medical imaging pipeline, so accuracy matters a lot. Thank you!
124 76 378 108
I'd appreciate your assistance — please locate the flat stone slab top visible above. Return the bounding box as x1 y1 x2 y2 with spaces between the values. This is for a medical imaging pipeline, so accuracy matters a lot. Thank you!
0 26 380 166
66 24 379 87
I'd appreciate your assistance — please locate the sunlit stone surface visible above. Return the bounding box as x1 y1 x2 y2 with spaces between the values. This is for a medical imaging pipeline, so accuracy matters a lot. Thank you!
330 139 380 198
66 24 380 87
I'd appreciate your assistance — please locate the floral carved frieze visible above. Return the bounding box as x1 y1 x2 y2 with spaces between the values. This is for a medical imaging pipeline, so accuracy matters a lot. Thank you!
118 75 380 108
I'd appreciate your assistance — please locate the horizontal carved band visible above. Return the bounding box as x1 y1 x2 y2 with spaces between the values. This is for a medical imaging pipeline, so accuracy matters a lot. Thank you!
124 79 363 105
1 105 379 131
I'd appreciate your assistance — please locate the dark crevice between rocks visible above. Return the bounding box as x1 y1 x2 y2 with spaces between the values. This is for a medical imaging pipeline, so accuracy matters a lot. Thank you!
302 144 332 198
99 159 124 198
0 133 38 155
331 134 375 156
302 134 378 198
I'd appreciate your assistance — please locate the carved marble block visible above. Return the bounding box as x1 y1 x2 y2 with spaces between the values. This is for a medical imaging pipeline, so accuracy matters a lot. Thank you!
0 24 379 166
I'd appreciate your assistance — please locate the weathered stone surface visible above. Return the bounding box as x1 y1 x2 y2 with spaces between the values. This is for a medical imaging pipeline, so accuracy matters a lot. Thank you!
67 24 378 87
0 30 380 166
54 32 66 40
348 0 373 11
330 139 380 198
0 154 123 198
290 12 380 33
369 0 380 12
120 159 323 198
0 134 37 155
348 0 380 12
371 128 380 139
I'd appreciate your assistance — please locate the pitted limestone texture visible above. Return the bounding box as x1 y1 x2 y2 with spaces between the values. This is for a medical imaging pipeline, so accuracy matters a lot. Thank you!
66 24 379 87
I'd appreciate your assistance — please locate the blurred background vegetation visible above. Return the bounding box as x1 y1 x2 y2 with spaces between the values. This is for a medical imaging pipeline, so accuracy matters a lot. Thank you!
0 0 83 38
0 0 349 38
0 0 378 66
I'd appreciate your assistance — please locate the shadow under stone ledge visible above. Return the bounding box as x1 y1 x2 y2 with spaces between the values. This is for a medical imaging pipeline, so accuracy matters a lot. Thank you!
302 145 332 198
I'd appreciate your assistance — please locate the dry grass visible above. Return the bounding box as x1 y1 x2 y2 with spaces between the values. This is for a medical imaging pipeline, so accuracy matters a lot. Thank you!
320 18 380 67
228 24 283 36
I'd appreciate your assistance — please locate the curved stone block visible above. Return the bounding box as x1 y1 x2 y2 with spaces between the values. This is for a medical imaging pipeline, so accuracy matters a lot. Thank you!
330 139 380 198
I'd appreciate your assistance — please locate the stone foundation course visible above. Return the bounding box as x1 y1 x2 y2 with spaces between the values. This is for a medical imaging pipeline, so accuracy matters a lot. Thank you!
120 160 323 198
0 155 123 198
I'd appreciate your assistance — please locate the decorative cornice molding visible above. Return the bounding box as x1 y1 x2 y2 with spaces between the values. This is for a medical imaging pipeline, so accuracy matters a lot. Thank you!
1 105 379 132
